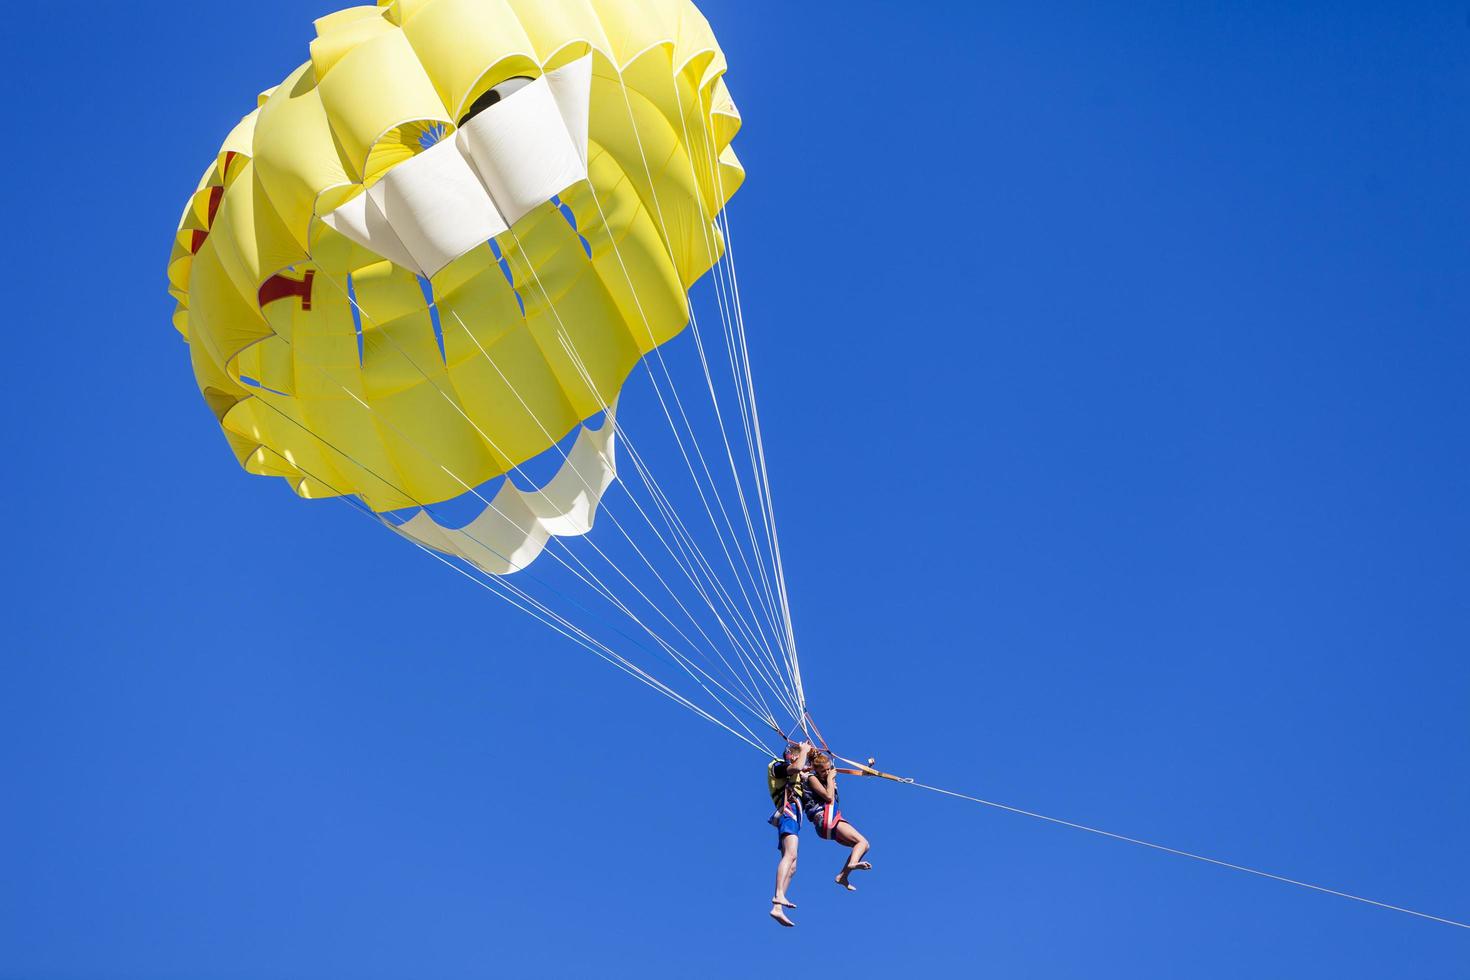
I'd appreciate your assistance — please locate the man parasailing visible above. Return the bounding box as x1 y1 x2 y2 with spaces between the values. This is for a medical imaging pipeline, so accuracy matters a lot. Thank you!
767 741 809 925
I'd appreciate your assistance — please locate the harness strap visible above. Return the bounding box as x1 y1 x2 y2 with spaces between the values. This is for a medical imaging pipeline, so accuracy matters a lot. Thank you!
831 753 914 784
803 710 912 782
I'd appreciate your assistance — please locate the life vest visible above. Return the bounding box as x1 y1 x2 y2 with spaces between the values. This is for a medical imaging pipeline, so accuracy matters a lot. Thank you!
767 758 802 809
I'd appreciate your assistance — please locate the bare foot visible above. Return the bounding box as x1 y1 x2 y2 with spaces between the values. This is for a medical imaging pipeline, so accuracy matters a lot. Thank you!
836 861 871 891
771 896 797 909
769 906 795 927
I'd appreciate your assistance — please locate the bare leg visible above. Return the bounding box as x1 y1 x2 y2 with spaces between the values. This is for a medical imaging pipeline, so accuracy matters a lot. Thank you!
831 822 871 890
770 834 799 925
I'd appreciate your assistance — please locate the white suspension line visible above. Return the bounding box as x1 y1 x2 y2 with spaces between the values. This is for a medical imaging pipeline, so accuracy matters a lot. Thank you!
595 75 796 652
647 85 788 646
241 378 773 745
321 260 783 722
439 302 788 726
655 71 808 676
546 324 805 726
440 300 787 721
605 67 797 700
677 294 787 642
432 538 772 755
640 64 805 719
602 421 800 723
590 401 803 724
648 79 795 645
578 194 788 653
249 288 778 743
403 518 771 752
308 263 770 711
550 181 798 706
586 98 804 727
284 449 773 755
485 232 799 726
688 100 808 719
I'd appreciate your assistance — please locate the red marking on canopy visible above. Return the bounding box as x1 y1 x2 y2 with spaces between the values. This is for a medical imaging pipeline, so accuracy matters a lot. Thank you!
258 269 315 311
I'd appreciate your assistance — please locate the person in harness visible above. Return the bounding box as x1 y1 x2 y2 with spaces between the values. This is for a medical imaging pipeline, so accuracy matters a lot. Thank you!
801 747 873 890
767 741 810 926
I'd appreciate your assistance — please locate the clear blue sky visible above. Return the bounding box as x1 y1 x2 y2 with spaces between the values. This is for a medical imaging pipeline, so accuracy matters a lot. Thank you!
4 1 1467 976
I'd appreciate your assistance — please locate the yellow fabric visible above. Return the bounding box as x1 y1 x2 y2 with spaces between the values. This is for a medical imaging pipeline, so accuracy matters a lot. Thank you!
170 0 741 513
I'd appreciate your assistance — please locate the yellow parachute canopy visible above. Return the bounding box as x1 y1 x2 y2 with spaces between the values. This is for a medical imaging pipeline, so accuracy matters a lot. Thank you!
169 0 744 514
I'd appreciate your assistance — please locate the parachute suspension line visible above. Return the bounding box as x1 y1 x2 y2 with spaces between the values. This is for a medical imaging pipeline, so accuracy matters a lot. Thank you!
572 176 790 659
318 280 783 742
700 164 799 706
655 70 810 704
407 523 772 754
649 78 794 649
445 554 774 756
258 273 780 744
485 229 805 729
902 779 1470 931
613 63 795 690
480 183 794 712
240 379 776 749
610 108 790 659
292 295 775 743
602 68 800 690
670 268 786 645
585 394 802 726
439 303 794 728
307 263 756 687
400 518 771 753
342 255 791 730
278 449 773 756
573 184 791 682
546 322 806 729
497 192 799 717
656 67 808 722
596 70 791 641
550 179 801 721
437 304 786 716
690 100 808 723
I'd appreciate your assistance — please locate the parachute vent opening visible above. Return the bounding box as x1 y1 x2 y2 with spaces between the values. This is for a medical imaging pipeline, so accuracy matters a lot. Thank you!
237 375 289 397
416 276 447 363
487 239 526 316
551 194 593 258
347 272 364 365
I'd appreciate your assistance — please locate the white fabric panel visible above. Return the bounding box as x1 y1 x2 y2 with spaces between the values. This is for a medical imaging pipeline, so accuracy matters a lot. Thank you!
544 55 592 168
320 190 422 274
318 56 592 273
366 135 509 277
456 68 590 226
391 405 618 575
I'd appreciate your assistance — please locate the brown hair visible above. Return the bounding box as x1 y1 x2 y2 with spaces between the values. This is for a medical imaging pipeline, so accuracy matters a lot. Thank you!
808 748 833 779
